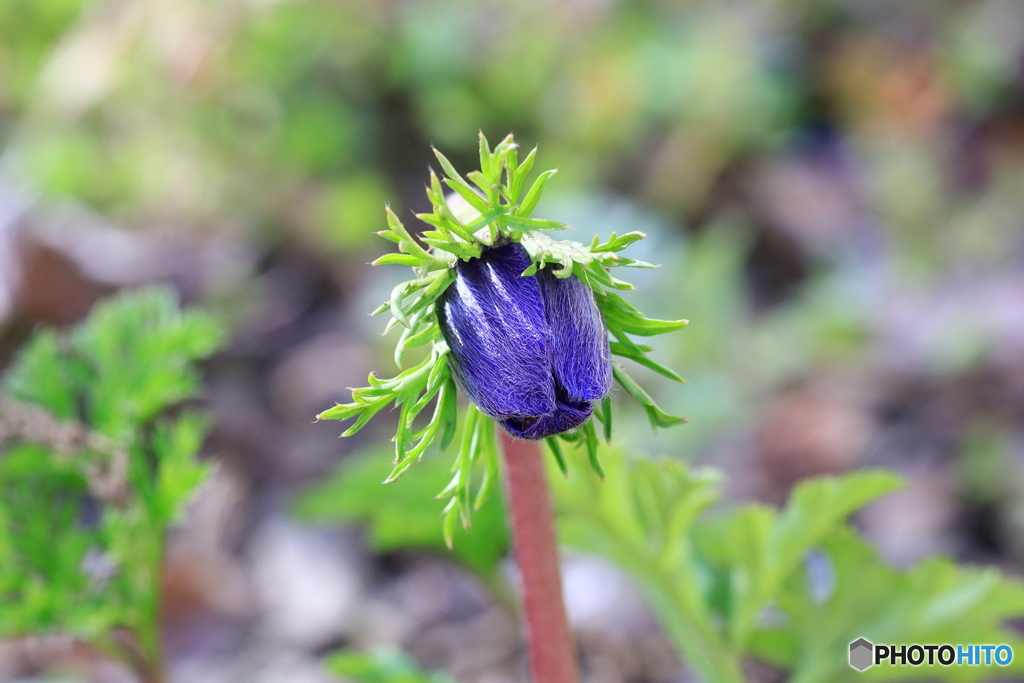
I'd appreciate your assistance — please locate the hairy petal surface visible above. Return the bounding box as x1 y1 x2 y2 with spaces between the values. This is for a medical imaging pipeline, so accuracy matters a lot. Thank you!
536 268 613 403
499 391 593 440
437 243 554 421
438 243 614 440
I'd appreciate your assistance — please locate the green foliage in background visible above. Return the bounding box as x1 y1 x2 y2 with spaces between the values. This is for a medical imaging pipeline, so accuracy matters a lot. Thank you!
0 288 223 675
754 528 1024 683
305 444 1024 683
296 445 509 583
327 647 457 683
554 446 1024 683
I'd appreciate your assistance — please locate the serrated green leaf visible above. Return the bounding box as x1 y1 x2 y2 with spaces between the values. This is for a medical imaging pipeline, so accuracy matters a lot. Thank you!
551 445 736 683
592 231 647 253
759 526 1024 683
696 470 904 652
0 287 223 651
384 206 434 262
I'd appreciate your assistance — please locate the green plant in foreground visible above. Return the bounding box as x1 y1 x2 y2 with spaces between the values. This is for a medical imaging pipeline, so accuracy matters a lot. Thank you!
303 444 1024 683
0 288 223 681
316 133 688 545
554 446 1024 683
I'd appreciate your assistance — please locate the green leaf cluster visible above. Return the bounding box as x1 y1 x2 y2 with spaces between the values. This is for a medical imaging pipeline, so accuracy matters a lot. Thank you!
318 134 688 532
754 528 1024 682
0 287 223 672
551 445 1024 683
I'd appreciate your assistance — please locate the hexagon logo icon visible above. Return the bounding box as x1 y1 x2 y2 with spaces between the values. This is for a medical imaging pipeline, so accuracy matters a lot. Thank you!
850 638 874 671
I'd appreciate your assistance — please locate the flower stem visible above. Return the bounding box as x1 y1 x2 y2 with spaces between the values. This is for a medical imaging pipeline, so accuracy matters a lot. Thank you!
499 431 580 683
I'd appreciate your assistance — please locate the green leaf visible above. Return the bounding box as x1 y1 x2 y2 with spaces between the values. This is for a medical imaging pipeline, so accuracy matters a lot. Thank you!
599 293 688 337
373 253 423 267
591 231 647 253
598 396 613 442
3 332 77 420
384 206 435 263
464 206 510 235
477 131 495 181
503 215 567 231
70 287 224 438
551 445 740 683
757 527 1024 683
546 436 568 476
517 168 557 218
509 146 537 203
0 287 223 649
612 366 687 431
153 412 213 525
436 377 459 453
580 419 604 479
296 446 509 581
442 178 490 216
609 342 685 383
706 470 903 650
552 452 919 683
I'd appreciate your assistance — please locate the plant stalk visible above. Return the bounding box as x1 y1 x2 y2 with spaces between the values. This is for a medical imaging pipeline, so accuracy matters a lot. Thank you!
499 431 580 683
128 528 168 683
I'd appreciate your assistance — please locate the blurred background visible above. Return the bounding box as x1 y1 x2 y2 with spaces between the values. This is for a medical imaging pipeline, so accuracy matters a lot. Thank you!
2 0 1024 680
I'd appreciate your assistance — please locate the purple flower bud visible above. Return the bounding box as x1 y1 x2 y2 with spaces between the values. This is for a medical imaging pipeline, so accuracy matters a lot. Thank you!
437 242 612 439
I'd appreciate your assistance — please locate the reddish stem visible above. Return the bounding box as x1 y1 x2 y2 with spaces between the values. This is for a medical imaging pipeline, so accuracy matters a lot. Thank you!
499 431 580 683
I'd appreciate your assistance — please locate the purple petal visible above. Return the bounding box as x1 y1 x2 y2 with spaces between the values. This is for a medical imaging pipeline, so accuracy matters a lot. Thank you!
536 268 612 403
500 394 594 440
437 243 555 420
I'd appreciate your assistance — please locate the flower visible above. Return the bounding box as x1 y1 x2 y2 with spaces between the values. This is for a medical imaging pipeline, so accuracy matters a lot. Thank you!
437 241 612 439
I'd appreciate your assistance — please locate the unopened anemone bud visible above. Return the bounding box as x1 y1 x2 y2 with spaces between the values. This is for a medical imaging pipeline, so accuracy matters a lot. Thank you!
436 242 612 439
